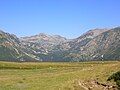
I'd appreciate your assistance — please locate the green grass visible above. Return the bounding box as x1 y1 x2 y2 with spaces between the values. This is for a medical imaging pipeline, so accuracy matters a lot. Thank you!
0 61 120 90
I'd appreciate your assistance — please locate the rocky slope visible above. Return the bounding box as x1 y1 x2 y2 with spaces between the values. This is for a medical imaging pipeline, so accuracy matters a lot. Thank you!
40 28 110 61
0 30 39 61
61 27 120 61
20 33 68 54
83 27 120 60
0 27 120 61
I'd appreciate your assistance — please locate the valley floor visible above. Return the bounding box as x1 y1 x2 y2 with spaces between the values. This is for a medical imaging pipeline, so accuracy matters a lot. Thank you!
0 61 119 90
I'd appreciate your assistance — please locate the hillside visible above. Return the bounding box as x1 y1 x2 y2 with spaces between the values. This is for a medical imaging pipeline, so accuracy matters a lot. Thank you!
20 33 68 54
33 27 119 61
0 27 120 61
0 30 39 61
62 27 120 61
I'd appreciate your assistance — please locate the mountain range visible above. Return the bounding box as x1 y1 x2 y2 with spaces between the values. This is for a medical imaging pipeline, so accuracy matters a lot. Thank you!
0 27 120 62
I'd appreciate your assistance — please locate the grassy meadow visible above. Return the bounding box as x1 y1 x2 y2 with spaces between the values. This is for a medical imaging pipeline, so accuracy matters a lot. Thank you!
0 61 120 90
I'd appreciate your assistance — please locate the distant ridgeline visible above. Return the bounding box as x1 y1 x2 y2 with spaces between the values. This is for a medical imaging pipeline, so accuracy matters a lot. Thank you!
0 27 120 62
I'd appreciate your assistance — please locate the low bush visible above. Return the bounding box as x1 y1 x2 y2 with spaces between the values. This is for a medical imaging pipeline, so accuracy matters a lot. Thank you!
107 71 120 88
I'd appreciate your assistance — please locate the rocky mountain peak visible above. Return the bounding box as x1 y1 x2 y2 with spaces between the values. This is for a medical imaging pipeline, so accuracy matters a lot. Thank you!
21 33 67 43
38 33 50 37
77 28 109 40
0 27 120 61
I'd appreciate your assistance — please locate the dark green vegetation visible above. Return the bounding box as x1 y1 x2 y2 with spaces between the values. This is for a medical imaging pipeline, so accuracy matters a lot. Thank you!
107 71 120 89
0 61 120 90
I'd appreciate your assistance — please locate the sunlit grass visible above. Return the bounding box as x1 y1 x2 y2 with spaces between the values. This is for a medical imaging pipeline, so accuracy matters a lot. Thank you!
0 61 119 90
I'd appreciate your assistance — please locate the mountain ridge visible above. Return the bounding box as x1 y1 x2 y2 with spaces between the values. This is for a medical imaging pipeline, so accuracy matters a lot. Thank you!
0 27 120 61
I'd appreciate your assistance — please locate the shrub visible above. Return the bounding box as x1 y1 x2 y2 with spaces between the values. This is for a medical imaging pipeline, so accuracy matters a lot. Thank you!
107 71 120 88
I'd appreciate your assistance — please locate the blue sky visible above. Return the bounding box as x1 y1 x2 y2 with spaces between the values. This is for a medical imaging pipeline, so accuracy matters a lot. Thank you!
0 0 120 38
